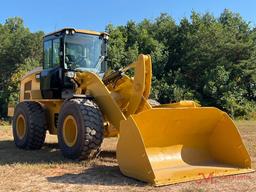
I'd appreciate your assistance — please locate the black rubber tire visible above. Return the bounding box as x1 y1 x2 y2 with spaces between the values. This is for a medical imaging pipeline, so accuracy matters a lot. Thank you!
57 98 104 160
12 101 47 149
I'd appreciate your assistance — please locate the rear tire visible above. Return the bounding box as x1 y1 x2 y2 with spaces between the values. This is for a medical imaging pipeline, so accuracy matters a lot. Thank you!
12 101 47 149
57 98 104 160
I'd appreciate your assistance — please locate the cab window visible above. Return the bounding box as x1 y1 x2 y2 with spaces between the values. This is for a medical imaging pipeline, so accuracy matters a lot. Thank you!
43 40 52 69
43 38 61 69
53 39 60 67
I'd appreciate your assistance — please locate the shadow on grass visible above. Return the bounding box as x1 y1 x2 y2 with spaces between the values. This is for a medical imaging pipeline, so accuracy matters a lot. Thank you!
0 140 118 165
99 150 116 159
0 140 144 186
47 164 146 187
0 140 70 165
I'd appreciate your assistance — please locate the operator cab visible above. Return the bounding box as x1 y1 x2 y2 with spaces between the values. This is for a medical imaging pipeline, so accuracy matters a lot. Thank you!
40 28 108 99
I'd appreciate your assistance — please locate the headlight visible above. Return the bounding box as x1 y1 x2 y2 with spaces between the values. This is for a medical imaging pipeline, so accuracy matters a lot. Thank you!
65 71 75 78
104 35 109 40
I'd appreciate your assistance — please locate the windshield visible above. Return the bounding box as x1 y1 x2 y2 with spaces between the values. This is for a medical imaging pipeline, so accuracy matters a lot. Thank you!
64 33 104 72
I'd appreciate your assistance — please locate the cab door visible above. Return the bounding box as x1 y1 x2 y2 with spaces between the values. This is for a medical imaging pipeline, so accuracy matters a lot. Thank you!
40 38 63 99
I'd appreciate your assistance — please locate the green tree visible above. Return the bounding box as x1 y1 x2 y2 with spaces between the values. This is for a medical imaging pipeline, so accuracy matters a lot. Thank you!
0 17 44 117
106 10 256 118
0 11 255 119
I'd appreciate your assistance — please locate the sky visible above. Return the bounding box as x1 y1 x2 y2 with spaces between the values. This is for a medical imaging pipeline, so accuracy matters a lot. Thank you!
0 0 256 33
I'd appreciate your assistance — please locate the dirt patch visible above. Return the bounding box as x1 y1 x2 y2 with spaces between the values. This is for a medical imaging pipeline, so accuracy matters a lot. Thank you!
0 121 256 192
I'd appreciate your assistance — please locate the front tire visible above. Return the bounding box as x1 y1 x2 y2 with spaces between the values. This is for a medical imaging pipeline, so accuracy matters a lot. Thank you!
57 98 104 160
12 101 47 149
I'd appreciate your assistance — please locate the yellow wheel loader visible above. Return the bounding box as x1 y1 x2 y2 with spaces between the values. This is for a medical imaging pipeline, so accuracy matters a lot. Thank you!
10 28 253 186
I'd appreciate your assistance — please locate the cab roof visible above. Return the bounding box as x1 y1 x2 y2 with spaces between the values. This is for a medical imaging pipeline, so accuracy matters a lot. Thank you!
44 28 106 37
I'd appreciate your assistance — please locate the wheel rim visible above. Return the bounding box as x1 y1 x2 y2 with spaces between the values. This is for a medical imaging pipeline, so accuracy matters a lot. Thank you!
63 115 78 147
16 114 26 139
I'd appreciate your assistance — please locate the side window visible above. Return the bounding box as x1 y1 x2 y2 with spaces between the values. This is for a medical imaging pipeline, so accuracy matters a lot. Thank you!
53 39 60 67
44 40 52 69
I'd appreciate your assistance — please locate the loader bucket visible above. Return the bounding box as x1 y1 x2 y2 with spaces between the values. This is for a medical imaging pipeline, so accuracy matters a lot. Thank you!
117 107 253 186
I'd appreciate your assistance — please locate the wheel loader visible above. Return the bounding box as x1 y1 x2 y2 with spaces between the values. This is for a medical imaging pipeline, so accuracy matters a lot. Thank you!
10 28 253 186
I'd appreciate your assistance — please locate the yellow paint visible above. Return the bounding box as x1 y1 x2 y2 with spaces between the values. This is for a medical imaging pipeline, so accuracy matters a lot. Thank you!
20 67 42 101
76 72 126 129
16 114 26 139
126 55 152 115
74 55 153 135
7 104 14 117
117 107 253 185
38 100 63 134
63 115 78 147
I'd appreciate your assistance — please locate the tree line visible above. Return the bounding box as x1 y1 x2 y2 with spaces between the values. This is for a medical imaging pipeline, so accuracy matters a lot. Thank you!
0 17 43 119
0 9 255 119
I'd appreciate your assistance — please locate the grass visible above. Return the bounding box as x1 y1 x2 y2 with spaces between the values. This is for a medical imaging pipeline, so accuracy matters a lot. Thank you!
0 121 256 192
